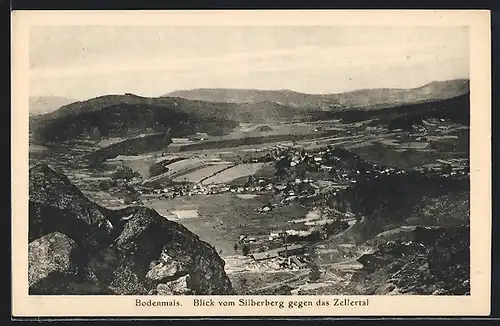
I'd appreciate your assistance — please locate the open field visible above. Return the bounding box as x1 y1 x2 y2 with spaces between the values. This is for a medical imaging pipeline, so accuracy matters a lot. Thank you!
142 193 310 255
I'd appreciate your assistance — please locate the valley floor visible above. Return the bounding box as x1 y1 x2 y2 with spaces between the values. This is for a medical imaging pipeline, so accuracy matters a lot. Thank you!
28 118 471 295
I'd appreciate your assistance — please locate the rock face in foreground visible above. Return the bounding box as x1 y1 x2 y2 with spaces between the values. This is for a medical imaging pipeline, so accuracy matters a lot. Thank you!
29 164 113 245
351 226 470 295
88 206 233 295
28 164 234 295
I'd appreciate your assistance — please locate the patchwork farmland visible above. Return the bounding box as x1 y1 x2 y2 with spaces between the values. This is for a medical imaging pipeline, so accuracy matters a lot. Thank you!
202 163 268 185
173 163 234 183
142 158 207 185
141 157 272 187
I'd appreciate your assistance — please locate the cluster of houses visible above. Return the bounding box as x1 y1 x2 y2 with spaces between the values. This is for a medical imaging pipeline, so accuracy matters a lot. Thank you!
139 179 318 200
281 147 347 172
249 244 309 270
236 229 311 269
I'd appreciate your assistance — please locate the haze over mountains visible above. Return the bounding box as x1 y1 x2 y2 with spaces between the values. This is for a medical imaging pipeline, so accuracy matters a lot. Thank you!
166 79 470 109
29 96 77 116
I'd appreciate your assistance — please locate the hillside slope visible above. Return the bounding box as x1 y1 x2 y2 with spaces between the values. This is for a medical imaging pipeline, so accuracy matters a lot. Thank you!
349 226 470 295
305 165 470 296
29 99 240 143
330 92 470 127
340 169 469 295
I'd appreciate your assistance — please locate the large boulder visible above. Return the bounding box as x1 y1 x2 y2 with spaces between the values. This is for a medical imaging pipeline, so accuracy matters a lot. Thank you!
28 164 234 295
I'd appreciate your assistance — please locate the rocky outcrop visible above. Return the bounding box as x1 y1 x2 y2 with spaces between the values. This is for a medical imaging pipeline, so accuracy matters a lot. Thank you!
350 226 470 295
28 164 234 295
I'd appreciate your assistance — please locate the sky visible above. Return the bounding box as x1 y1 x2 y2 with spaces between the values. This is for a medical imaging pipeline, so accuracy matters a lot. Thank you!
29 25 470 100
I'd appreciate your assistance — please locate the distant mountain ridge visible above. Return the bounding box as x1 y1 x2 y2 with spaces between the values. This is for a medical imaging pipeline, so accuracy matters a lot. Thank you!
29 79 470 144
29 96 77 116
165 79 469 110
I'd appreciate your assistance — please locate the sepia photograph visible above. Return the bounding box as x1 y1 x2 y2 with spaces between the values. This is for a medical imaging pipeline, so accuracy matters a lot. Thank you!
12 10 491 317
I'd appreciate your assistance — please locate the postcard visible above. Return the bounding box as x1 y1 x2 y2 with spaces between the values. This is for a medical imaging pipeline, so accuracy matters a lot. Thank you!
11 9 491 317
